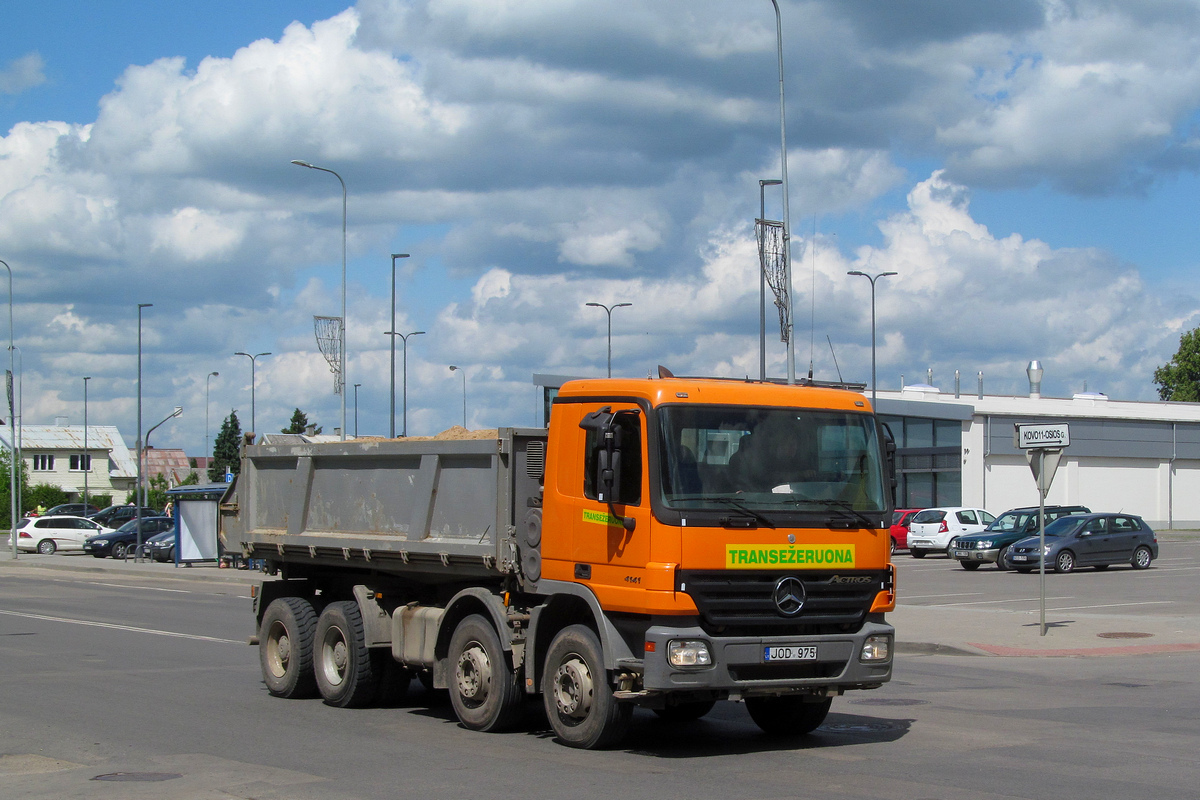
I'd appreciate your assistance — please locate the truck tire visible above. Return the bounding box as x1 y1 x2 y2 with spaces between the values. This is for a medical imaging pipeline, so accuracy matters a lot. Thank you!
745 695 832 736
543 624 632 749
260 597 318 698
447 614 522 732
314 601 381 708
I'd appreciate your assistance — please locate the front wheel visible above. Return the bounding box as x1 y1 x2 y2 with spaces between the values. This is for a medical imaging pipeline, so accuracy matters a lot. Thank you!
543 625 632 749
1054 550 1076 574
996 546 1012 571
260 597 318 698
960 561 981 571
314 601 381 708
1015 567 1033 574
1132 546 1153 570
745 695 832 736
37 539 57 555
112 542 128 559
448 614 522 732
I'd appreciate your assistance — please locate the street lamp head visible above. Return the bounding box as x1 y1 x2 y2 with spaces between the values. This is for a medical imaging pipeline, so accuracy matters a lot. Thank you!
449 365 459 372
847 270 866 277
760 179 783 187
880 271 899 278
410 330 426 337
210 371 219 377
614 302 633 310
173 406 183 417
391 253 410 260
291 159 314 168
585 302 602 309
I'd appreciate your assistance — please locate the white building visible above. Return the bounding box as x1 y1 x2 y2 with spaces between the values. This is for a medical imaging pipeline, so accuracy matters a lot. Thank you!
0 423 138 501
876 384 1200 530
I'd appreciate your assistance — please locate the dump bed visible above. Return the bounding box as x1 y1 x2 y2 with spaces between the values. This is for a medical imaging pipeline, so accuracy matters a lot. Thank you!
221 428 547 581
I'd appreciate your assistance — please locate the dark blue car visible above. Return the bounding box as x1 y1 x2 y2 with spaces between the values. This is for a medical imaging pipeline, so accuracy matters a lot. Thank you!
1008 513 1159 574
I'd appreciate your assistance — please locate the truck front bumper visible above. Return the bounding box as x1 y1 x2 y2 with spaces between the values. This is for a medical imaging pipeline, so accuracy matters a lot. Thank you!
639 619 894 697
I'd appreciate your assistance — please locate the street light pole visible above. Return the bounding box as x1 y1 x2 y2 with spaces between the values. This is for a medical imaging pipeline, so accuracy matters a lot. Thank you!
139 406 182 559
846 270 898 403
449 365 467 428
136 302 152 542
385 330 425 437
768 0 796 384
234 352 270 437
1 259 14 558
83 377 90 508
758 179 782 381
585 302 632 378
292 159 348 441
353 383 361 438
205 371 218 478
389 253 410 438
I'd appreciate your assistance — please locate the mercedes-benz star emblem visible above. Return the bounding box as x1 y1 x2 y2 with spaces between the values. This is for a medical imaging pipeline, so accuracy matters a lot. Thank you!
773 576 806 616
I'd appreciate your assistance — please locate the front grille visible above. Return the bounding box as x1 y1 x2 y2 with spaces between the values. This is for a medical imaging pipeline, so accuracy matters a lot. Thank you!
729 661 847 681
679 570 886 637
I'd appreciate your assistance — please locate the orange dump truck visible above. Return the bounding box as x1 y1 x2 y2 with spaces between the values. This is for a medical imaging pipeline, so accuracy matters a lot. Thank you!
224 375 896 749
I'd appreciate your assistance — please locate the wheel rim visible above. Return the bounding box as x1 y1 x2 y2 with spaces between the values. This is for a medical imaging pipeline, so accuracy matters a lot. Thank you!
266 620 291 679
552 653 594 722
1135 548 1151 568
1058 552 1073 571
319 625 350 687
38 541 55 555
113 543 126 558
455 640 492 708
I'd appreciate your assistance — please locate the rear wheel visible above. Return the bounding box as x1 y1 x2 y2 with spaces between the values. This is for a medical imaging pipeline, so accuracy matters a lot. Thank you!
314 601 381 708
543 624 632 749
889 537 897 555
745 695 832 736
1132 546 1153 570
36 539 57 555
960 561 981 571
910 549 926 559
448 614 522 732
260 597 318 698
1054 550 1076 574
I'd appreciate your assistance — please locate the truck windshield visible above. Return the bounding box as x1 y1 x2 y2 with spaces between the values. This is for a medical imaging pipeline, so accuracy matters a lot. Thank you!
658 405 888 513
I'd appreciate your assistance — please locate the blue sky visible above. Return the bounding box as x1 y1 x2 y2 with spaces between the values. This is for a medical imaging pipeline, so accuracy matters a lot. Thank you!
3 0 1200 455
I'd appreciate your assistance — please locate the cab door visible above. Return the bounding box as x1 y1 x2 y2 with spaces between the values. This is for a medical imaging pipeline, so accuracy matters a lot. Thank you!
565 403 653 611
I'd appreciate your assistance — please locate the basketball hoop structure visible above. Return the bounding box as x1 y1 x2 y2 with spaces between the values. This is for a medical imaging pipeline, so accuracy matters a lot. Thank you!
756 218 790 343
314 315 343 394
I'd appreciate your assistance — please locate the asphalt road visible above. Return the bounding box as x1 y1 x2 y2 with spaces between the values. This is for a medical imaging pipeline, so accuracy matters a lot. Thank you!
0 556 1197 799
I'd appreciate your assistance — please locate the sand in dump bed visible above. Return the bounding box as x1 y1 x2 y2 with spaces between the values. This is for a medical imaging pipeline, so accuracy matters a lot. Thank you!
356 426 499 442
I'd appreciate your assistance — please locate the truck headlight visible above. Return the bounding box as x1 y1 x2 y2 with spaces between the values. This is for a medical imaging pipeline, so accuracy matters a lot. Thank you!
860 634 891 662
668 639 712 667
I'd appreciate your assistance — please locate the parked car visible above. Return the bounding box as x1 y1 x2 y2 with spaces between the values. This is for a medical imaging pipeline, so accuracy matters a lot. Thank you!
889 509 921 553
16 515 114 554
42 503 102 517
1008 513 1159 573
138 529 177 562
950 505 1091 570
83 516 175 559
907 507 996 557
88 505 161 528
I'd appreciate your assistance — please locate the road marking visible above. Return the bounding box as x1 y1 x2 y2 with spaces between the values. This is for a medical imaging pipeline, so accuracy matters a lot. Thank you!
90 581 190 594
1047 601 1174 611
900 592 985 599
931 596 1074 607
0 609 244 645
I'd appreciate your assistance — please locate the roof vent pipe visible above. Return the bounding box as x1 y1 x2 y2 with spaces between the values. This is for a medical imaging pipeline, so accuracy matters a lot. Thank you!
977 371 984 400
1027 360 1043 399
954 369 960 399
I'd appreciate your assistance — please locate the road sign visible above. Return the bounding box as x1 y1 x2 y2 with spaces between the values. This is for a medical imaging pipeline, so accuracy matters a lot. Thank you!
1026 448 1063 496
1014 422 1070 449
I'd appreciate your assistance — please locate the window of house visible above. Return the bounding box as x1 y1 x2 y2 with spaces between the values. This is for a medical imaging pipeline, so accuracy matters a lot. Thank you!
32 454 54 471
70 454 92 471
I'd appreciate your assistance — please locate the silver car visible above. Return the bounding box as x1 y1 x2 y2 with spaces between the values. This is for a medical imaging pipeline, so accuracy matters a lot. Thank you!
1008 513 1159 573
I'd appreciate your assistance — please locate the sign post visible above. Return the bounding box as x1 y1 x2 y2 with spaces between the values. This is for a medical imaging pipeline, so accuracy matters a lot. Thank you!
1014 423 1070 636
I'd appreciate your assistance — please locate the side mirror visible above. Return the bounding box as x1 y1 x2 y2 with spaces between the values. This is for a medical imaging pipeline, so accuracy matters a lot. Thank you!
580 407 635 531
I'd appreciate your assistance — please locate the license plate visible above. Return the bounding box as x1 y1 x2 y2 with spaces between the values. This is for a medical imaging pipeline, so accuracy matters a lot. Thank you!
1012 555 1028 562
953 550 969 557
764 645 817 662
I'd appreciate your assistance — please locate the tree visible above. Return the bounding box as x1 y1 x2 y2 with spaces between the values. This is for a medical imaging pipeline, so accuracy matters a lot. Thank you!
282 408 321 435
27 483 69 512
1153 328 1200 401
0 449 30 522
209 410 243 481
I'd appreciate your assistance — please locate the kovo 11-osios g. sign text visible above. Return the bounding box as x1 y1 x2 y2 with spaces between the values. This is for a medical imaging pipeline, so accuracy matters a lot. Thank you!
1013 422 1070 449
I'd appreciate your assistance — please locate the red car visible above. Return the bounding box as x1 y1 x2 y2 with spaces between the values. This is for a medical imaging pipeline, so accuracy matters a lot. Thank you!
889 509 921 554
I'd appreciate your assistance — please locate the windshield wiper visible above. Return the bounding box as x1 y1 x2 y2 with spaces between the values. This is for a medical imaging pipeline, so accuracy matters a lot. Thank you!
710 498 776 529
783 499 877 529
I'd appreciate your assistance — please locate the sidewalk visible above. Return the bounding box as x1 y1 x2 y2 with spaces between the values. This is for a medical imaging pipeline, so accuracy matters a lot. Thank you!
4 549 1199 658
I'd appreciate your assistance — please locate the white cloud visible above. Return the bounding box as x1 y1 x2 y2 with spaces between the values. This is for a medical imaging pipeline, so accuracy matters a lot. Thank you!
0 53 46 95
